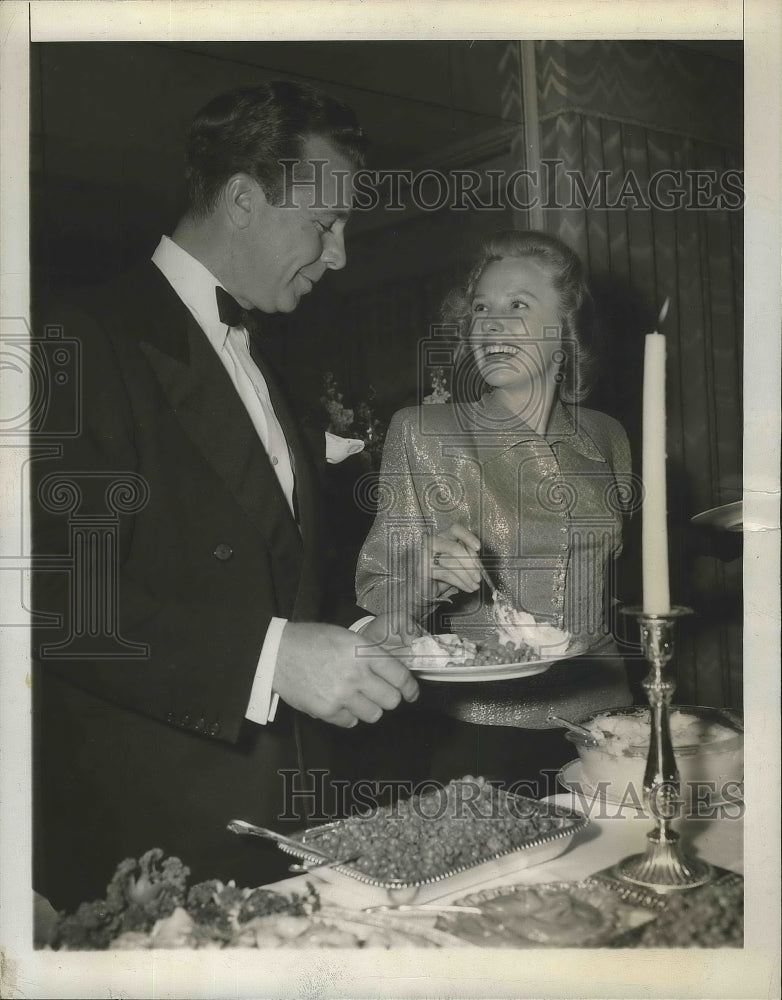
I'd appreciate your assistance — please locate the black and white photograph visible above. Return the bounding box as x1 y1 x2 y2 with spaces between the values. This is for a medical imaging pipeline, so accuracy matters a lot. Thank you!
1 2 779 998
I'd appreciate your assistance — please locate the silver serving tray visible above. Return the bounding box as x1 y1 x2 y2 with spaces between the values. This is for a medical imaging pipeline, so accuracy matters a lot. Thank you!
275 797 588 893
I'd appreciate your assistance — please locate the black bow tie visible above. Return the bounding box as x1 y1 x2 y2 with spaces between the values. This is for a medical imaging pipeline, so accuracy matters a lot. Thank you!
216 286 260 334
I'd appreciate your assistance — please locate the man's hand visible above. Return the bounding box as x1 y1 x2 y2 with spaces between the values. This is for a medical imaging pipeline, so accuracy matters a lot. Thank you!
273 622 419 728
358 613 423 650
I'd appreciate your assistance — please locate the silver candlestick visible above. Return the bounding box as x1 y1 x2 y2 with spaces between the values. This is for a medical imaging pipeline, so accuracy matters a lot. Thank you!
613 606 714 893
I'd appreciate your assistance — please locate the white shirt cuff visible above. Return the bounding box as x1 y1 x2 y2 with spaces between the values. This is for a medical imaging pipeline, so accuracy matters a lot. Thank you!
245 617 286 724
349 615 376 633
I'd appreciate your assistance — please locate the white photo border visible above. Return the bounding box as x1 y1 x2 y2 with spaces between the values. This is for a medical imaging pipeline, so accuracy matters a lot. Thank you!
1 2 779 997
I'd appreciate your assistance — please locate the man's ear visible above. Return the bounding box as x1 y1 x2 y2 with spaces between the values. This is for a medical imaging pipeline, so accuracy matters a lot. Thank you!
222 173 264 230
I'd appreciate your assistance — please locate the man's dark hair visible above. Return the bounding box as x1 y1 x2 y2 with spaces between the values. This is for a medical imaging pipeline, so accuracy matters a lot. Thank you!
184 80 367 217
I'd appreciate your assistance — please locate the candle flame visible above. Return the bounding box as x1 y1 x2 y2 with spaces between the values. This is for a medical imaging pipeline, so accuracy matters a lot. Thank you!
657 297 670 327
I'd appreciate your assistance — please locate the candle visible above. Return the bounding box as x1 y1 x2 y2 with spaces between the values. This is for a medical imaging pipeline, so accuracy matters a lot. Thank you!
641 309 671 614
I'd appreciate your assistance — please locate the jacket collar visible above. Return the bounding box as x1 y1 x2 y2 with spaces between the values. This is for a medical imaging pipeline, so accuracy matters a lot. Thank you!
464 393 606 463
133 261 311 556
151 235 232 355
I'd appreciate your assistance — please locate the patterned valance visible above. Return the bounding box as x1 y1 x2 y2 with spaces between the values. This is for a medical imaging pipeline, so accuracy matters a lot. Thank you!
536 41 742 149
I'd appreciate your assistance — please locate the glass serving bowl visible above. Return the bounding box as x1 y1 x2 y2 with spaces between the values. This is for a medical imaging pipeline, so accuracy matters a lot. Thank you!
564 705 744 806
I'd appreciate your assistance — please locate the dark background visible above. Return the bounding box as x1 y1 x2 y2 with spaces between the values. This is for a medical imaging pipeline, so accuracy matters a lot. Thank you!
31 39 744 708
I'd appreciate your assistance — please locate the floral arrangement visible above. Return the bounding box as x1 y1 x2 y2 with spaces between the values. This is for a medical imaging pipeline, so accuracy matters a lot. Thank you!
321 372 386 467
423 366 452 404
321 372 355 436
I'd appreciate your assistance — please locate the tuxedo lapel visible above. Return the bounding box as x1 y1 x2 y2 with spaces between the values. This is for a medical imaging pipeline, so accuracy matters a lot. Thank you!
133 269 300 552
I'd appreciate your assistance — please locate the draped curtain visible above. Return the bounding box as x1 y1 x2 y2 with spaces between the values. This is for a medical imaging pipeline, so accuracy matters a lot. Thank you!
535 41 743 707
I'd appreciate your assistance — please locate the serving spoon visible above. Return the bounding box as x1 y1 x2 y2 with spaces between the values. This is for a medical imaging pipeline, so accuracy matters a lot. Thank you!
227 819 344 860
229 819 368 874
546 712 606 744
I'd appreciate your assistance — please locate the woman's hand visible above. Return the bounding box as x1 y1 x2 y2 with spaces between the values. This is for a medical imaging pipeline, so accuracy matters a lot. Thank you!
426 523 482 595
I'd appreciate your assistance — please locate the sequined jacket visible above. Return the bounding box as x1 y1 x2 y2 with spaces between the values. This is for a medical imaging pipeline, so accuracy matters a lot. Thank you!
356 394 636 727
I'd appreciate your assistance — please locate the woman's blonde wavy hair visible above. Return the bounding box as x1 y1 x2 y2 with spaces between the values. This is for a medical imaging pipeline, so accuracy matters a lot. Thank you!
441 229 598 403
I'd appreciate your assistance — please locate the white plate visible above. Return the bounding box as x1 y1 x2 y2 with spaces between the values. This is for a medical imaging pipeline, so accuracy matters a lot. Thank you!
557 759 742 811
690 500 742 532
408 654 559 683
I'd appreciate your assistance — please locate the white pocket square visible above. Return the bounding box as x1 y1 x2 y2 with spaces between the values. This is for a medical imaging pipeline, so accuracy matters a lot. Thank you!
325 431 365 464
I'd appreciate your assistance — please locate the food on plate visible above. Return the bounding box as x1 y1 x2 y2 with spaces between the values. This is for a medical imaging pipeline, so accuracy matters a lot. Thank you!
567 706 744 802
581 709 739 751
438 880 655 947
50 848 320 950
236 912 447 949
242 914 360 949
53 848 191 950
409 631 539 669
408 599 572 670
491 593 572 657
481 890 606 945
409 632 478 667
48 850 456 950
442 891 605 947
630 876 743 948
299 776 570 883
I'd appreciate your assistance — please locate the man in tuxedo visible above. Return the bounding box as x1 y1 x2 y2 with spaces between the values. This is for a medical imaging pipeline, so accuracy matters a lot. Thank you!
32 81 417 910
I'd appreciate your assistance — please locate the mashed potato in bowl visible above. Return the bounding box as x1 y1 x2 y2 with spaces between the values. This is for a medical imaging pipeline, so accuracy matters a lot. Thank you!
566 706 743 806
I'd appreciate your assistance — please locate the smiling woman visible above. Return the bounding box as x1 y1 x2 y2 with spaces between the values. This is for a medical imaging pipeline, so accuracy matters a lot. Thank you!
355 229 634 788
468 257 566 435
452 230 599 411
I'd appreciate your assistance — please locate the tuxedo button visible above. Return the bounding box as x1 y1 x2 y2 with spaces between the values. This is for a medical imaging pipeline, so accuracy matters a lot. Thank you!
213 543 233 561
165 711 175 724
181 713 191 727
209 722 221 737
194 717 205 732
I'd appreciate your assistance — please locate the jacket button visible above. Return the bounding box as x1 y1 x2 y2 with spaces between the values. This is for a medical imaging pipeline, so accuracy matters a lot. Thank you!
209 722 221 737
165 711 175 724
214 543 233 560
181 713 191 727
194 717 205 732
